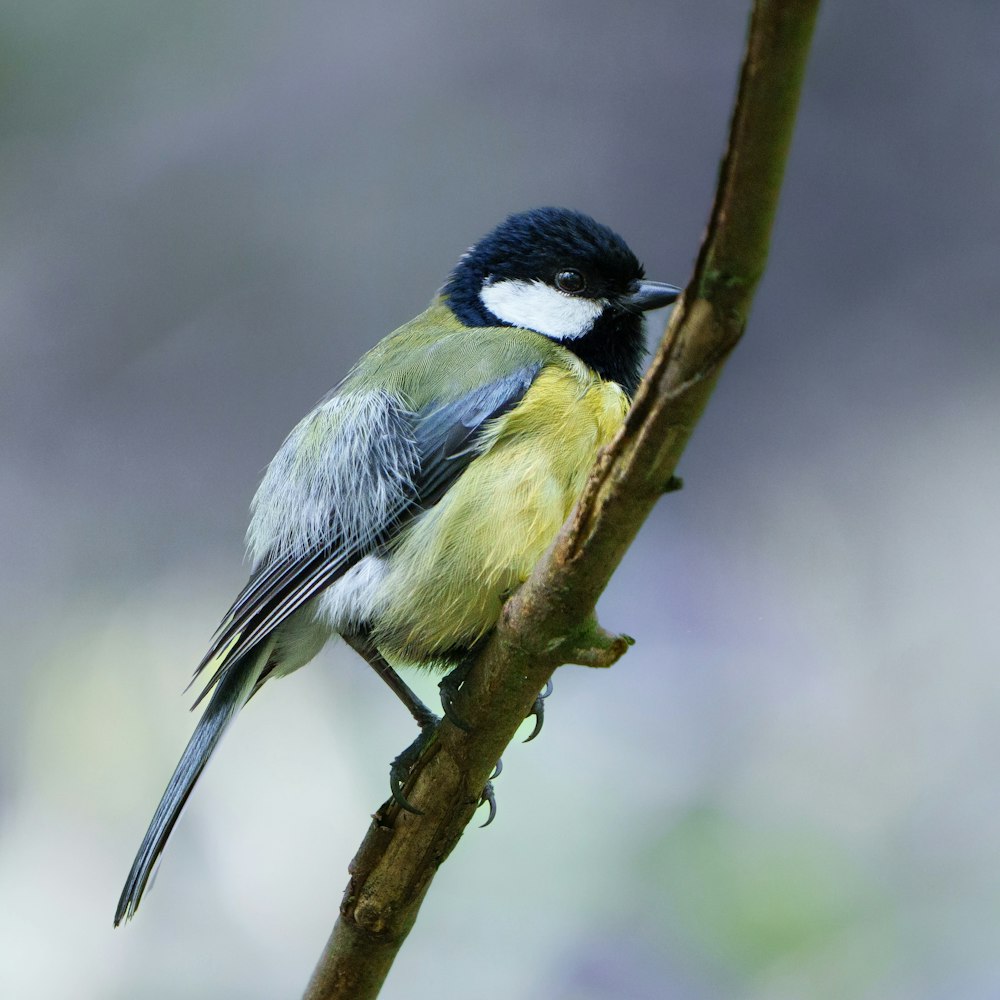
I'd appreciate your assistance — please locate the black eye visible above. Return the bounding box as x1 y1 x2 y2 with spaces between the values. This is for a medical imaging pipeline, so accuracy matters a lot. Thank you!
554 269 586 294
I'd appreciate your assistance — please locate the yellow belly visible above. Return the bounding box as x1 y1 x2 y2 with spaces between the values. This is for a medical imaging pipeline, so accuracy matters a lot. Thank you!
372 364 628 664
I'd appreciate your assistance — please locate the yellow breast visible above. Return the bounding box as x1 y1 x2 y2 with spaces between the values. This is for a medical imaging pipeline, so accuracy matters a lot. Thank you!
373 363 629 664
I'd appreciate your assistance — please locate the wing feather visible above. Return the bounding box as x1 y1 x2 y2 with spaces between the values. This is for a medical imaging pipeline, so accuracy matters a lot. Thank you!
189 364 540 703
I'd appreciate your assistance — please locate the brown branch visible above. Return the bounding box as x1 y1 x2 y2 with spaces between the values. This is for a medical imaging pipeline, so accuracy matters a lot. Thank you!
302 3 820 997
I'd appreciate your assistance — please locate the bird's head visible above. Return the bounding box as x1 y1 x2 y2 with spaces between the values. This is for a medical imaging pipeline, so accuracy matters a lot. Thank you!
442 207 679 395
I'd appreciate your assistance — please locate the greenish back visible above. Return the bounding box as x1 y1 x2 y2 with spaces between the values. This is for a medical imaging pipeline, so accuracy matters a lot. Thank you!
341 299 571 407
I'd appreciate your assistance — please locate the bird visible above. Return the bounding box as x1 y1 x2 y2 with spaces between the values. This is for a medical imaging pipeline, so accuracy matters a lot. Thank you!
114 207 679 925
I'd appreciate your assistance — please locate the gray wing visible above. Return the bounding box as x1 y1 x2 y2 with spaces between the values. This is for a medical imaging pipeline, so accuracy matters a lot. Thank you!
189 364 541 701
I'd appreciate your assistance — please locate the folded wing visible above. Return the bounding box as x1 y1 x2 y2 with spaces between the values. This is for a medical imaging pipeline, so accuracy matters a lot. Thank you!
190 364 542 703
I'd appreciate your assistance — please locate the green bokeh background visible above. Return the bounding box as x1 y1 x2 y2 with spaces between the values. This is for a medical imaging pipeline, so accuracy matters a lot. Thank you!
2 2 999 997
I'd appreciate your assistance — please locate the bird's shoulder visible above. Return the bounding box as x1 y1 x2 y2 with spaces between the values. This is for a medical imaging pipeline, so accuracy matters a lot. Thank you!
341 298 575 409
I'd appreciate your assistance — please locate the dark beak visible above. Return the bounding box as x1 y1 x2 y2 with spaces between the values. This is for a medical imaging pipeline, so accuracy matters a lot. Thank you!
623 280 682 312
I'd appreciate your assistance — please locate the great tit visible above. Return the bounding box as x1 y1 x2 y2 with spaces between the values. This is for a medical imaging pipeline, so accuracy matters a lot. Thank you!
115 207 679 925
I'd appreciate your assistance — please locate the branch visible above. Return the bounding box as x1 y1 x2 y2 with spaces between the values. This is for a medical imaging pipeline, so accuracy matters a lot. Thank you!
303 3 820 996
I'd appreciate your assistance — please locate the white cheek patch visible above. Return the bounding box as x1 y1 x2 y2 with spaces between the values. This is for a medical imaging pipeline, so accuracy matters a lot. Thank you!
479 278 606 341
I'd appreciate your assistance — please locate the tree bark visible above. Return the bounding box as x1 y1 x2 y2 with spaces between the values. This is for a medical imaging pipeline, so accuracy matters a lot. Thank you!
303 2 821 997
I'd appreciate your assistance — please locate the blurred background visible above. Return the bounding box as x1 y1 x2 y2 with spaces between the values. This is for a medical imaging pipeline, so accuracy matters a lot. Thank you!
2 1 999 997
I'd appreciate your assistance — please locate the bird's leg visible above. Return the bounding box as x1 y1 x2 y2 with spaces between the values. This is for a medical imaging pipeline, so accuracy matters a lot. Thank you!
343 629 437 729
342 629 438 814
346 632 540 822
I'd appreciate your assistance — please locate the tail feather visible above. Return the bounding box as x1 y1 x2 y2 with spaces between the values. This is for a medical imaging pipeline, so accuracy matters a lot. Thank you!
114 642 271 926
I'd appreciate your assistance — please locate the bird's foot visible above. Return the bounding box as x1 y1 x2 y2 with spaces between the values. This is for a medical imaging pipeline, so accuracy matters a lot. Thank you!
479 778 498 827
474 678 551 824
524 679 554 742
440 658 555 743
389 723 438 814
438 657 475 732
391 722 502 825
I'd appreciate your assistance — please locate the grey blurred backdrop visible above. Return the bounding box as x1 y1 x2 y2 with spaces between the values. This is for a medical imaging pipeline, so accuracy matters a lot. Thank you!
2 2 998 998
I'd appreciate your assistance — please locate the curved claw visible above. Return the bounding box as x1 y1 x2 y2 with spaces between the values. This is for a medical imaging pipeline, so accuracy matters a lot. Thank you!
524 679 554 743
390 764 424 815
389 727 436 815
524 711 544 743
439 678 472 732
479 781 497 828
490 758 503 780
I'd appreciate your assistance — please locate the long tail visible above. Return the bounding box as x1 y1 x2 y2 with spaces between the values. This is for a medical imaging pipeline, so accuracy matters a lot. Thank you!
114 640 272 925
